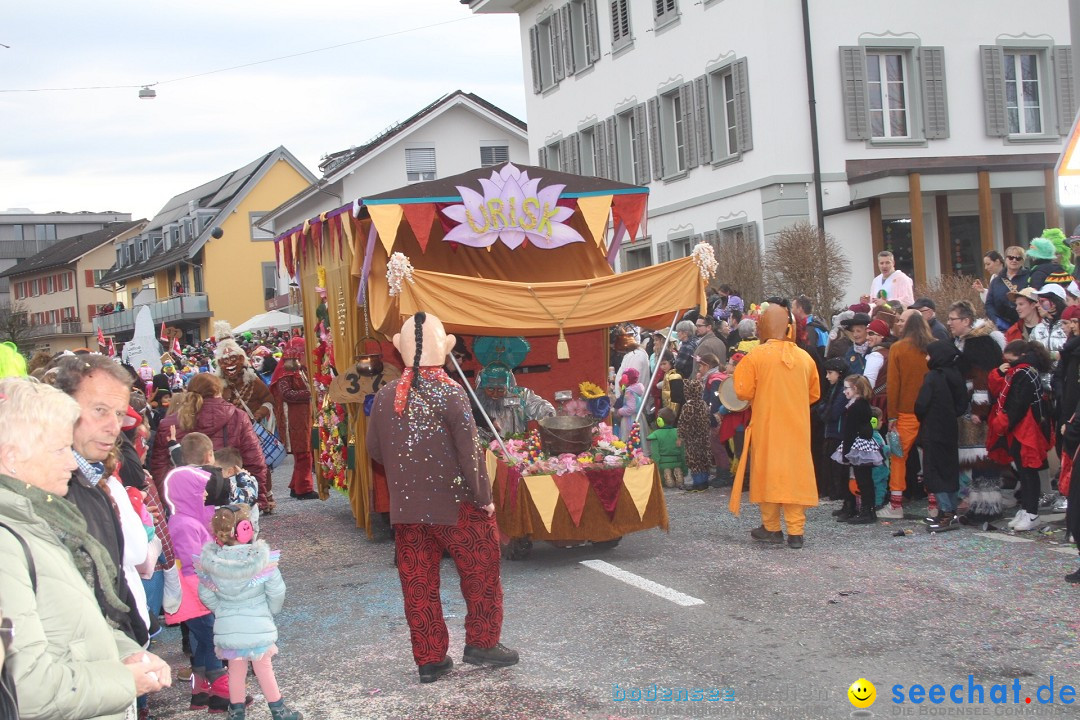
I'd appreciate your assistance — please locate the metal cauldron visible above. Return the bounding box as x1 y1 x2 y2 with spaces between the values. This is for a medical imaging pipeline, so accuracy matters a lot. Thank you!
354 337 384 377
538 415 597 456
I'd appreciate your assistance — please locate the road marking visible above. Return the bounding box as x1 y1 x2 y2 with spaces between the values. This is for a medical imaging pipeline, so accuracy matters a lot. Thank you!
580 559 704 606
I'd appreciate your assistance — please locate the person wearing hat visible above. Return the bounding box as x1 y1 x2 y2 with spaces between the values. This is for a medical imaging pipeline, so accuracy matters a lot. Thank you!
819 356 851 504
827 312 872 376
907 298 948 342
869 250 915 307
1026 237 1073 291
985 246 1030 332
730 304 821 548
270 337 318 500
863 317 893 418
1032 284 1069 366
1005 287 1045 344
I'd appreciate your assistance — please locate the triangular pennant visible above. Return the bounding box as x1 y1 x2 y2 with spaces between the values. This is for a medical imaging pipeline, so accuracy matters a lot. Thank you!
611 193 648 243
367 204 404 255
552 472 590 527
485 450 499 492
401 203 438 253
340 212 355 266
576 194 613 248
523 474 560 533
621 464 655 521
586 467 624 520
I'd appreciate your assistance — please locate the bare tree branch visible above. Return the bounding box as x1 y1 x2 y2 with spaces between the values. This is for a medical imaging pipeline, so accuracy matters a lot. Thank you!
763 222 851 317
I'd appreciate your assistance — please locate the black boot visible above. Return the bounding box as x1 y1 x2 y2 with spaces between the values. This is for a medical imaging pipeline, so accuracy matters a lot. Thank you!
845 508 877 524
833 498 856 521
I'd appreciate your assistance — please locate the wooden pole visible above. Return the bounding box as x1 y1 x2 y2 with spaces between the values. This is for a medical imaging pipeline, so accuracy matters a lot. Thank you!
978 170 996 258
869 197 884 258
1000 192 1015 248
936 195 951 275
909 173 926 286
1046 167 1061 228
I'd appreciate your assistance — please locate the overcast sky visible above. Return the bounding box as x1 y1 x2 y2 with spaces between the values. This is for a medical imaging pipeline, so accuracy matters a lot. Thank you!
0 1 525 221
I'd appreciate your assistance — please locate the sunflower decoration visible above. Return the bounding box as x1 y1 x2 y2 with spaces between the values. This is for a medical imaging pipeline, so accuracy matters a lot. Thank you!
579 381 606 399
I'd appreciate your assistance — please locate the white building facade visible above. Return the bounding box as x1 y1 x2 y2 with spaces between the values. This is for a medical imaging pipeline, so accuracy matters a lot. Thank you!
471 0 1075 304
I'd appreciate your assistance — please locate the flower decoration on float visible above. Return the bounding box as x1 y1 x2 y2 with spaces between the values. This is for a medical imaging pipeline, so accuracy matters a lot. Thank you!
691 241 718 280
487 420 650 475
579 381 606 399
386 252 415 296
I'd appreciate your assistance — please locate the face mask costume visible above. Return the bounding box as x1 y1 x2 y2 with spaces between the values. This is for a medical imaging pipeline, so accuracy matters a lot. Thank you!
269 337 316 499
213 321 274 425
364 312 517 680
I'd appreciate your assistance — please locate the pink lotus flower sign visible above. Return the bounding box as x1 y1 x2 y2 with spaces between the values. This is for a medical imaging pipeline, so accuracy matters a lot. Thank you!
442 163 585 249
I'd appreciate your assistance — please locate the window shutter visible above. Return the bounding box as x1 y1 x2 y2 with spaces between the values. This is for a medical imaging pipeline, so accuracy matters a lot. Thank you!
585 0 601 63
1054 46 1076 136
840 46 870 140
560 5 576 76
634 103 650 183
695 75 713 165
570 133 581 173
594 120 608 178
605 116 618 180
551 13 565 82
647 97 663 179
919 46 949 139
87 304 97 319
981 45 1008 137
405 148 436 176
680 82 698 169
691 233 703 254
558 136 575 173
537 145 549 169
657 241 671 263
529 26 542 93
742 221 759 248
732 58 753 151
85 270 94 287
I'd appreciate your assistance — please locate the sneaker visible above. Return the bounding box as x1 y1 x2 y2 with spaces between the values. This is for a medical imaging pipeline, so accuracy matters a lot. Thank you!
1007 508 1027 528
750 526 785 544
1065 568 1080 584
1053 496 1069 512
1011 512 1040 532
418 656 454 683
463 643 519 667
876 505 904 519
1039 492 1060 510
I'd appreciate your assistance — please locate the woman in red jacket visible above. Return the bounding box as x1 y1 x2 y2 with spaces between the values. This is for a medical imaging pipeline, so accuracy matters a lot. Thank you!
149 373 269 512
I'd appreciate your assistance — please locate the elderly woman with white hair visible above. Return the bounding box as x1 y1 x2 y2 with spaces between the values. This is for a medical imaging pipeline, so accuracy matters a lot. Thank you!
673 319 699 378
0 378 171 720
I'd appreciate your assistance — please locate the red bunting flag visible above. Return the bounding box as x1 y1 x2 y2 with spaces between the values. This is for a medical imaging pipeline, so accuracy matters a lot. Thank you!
553 472 590 527
401 203 438 253
611 193 648 244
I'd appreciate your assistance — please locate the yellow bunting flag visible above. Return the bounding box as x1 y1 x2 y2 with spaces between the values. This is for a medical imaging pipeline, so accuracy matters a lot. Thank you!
367 204 404 255
621 464 656 521
576 194 613 249
523 474 560 533
485 450 499 491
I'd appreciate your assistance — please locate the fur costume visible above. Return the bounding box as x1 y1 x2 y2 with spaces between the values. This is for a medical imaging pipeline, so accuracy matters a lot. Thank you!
214 321 274 424
955 319 1005 520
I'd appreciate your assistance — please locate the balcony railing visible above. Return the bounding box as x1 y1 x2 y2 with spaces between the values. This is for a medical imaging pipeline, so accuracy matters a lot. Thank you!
26 321 96 339
93 293 212 335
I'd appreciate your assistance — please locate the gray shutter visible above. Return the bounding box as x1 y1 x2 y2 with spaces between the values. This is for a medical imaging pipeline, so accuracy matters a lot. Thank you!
981 45 1008 137
691 233 703 254
703 229 719 253
605 116 618 180
560 5 576 77
732 58 753 151
743 221 759 249
594 120 607 178
647 97 663 180
634 103 650 183
585 0 601 64
657 241 671 263
561 135 580 174
551 15 565 82
840 46 870 140
680 82 698 169
610 0 622 43
919 46 949 139
529 26 542 94
695 75 712 164
537 146 548 169
1054 46 1076 136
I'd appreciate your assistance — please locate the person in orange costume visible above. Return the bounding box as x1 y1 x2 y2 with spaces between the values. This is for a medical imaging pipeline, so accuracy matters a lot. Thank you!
729 303 821 549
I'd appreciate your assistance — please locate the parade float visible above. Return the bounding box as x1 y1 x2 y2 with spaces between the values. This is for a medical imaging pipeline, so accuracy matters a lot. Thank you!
274 162 711 554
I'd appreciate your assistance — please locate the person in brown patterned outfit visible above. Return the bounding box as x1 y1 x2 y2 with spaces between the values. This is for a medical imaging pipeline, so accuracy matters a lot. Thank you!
678 370 713 492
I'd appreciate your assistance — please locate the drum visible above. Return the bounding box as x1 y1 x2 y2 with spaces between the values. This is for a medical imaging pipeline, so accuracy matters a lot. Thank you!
718 376 749 412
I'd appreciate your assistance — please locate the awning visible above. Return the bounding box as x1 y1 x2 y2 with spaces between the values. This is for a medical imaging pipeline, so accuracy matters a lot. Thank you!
373 256 706 336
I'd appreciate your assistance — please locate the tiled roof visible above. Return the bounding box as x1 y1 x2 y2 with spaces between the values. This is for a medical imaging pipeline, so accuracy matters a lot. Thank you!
0 220 145 278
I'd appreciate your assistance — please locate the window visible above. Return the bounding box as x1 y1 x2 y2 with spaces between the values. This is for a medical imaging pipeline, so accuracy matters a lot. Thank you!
116 247 124 267
982 44 1073 140
250 212 274 241
654 0 678 26
623 245 652 271
841 45 948 143
866 52 910 138
31 279 40 297
34 224 56 242
60 272 72 291
12 225 23 242
649 83 697 178
569 0 600 73
480 145 509 167
578 125 597 176
45 275 54 294
150 233 163 254
405 147 436 182
93 269 109 284
704 59 754 162
540 141 562 171
610 0 632 52
614 105 649 184
261 262 278 302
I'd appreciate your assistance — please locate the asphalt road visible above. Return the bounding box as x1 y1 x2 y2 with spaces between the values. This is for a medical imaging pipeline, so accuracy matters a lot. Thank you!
145 457 1080 720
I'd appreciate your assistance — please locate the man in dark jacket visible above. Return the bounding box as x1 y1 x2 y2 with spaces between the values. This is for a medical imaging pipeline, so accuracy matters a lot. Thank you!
916 341 969 528
910 298 950 342
46 354 150 647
